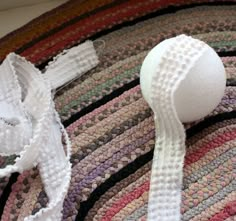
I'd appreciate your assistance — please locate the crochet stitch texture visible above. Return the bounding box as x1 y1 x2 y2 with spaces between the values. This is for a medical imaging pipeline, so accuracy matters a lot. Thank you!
0 41 98 220
147 35 207 221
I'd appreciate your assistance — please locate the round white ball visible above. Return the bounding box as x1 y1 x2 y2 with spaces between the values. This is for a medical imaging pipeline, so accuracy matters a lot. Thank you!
140 36 226 123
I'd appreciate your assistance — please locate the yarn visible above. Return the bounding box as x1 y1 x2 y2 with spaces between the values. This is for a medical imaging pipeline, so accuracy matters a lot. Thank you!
140 35 226 220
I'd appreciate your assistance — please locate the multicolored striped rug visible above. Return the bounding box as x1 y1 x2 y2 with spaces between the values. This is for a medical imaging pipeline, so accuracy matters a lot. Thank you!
0 1 236 220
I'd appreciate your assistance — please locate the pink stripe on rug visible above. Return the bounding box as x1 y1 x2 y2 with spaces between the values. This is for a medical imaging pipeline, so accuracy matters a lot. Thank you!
185 130 236 165
101 181 149 221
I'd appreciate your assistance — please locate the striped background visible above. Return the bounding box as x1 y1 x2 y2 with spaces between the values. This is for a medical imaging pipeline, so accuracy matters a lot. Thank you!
0 1 235 220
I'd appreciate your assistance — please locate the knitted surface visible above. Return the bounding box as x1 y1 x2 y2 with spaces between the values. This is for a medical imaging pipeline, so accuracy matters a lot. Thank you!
0 1 236 221
0 41 98 220
147 35 208 221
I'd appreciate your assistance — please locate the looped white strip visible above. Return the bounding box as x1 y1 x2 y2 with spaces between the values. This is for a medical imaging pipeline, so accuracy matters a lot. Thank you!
0 41 99 220
147 35 207 221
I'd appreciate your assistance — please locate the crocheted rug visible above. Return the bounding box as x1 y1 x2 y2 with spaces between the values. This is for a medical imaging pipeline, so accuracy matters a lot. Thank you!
0 1 236 220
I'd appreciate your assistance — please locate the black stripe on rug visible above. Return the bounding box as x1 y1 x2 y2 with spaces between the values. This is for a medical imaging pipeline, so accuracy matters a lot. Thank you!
218 51 236 57
227 78 236 86
29 1 236 68
63 77 235 127
0 173 19 219
63 78 140 127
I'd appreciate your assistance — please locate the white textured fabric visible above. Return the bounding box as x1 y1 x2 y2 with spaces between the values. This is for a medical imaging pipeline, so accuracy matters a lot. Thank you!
45 40 99 90
0 41 98 220
141 35 208 220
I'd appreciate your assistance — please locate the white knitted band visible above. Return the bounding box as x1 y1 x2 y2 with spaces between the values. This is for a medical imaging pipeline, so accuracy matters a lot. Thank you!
148 35 207 221
0 41 98 220
45 40 99 90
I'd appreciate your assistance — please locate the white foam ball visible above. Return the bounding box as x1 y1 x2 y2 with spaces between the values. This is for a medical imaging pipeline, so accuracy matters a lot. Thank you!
140 36 226 123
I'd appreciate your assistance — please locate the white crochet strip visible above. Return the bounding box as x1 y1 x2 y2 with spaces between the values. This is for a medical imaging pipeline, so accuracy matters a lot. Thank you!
148 35 207 221
0 55 32 156
0 54 51 175
44 40 99 90
0 41 98 220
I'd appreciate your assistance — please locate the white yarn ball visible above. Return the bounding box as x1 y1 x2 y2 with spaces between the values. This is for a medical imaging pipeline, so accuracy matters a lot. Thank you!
140 36 226 123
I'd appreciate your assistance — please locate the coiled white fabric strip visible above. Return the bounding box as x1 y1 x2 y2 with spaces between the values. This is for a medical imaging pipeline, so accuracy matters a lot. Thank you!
0 41 99 221
147 35 207 221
